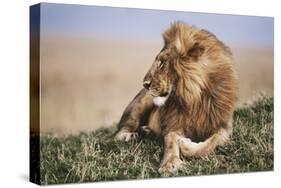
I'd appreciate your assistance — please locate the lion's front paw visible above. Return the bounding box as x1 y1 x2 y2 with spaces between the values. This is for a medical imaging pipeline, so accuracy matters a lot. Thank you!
115 129 138 142
158 157 183 176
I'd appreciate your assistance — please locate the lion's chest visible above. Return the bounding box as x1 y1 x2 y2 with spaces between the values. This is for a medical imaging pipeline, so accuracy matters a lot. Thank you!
157 101 219 141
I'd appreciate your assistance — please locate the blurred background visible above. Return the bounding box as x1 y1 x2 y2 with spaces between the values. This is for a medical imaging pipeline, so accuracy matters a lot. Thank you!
39 3 273 134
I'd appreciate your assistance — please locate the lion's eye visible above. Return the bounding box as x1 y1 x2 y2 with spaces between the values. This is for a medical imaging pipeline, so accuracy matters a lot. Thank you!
159 60 165 69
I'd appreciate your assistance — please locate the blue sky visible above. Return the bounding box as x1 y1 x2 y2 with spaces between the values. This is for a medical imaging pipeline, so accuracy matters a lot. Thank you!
40 3 274 47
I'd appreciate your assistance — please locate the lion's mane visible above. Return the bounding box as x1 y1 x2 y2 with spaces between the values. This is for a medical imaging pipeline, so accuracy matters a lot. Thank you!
159 23 238 141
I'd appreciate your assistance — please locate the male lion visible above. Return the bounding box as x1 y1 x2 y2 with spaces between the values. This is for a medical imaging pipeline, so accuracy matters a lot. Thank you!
115 22 238 175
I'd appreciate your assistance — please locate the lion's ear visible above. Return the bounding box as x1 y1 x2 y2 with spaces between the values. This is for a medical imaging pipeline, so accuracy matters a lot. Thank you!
186 42 205 59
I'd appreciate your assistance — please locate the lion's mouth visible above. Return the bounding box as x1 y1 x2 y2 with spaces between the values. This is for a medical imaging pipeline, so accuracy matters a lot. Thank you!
159 91 169 97
149 90 170 107
149 90 169 97
148 86 171 98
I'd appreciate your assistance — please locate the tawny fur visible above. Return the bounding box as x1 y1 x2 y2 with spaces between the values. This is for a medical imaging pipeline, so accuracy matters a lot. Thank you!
115 22 238 175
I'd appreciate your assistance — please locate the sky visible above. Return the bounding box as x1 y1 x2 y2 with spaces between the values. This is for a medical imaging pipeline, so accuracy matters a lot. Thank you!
39 3 274 47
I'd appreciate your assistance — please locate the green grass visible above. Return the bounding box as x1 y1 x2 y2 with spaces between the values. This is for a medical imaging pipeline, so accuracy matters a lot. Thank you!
40 97 273 185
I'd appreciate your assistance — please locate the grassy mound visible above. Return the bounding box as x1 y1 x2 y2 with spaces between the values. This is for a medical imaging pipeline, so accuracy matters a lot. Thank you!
40 97 273 185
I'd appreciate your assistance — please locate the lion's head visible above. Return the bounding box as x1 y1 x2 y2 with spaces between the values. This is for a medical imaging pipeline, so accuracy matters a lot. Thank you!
143 23 214 108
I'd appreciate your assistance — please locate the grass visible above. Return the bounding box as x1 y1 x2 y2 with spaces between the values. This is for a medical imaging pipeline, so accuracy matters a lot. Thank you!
40 96 273 185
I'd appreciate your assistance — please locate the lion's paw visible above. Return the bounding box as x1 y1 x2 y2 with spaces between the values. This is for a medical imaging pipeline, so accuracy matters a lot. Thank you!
158 157 183 176
115 130 138 142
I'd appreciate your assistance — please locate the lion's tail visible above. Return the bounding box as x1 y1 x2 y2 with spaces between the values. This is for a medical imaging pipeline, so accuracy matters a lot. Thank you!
178 127 232 157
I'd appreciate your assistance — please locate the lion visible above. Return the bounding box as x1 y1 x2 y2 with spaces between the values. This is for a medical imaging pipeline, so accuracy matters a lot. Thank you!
115 22 238 175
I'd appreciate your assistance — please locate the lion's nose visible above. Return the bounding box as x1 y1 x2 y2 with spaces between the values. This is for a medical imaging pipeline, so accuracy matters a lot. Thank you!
143 80 151 89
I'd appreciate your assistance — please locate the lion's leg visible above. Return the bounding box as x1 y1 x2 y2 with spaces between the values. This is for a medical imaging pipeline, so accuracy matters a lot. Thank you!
179 125 232 157
141 108 161 135
158 132 183 175
115 89 154 141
